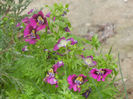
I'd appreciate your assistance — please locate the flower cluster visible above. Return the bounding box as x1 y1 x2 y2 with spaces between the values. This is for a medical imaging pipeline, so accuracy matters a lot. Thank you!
43 61 64 87
67 68 112 93
22 11 50 44
20 9 114 99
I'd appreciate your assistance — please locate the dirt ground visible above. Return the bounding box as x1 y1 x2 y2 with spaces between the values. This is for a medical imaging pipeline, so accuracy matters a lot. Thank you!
24 0 133 98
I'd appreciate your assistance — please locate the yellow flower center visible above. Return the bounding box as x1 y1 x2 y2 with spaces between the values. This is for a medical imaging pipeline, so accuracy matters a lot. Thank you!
37 16 44 25
47 68 54 77
97 70 105 75
75 76 83 85
48 68 54 74
31 30 36 38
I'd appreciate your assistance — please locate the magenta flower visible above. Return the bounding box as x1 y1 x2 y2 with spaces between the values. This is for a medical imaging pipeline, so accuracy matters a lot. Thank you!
43 61 63 87
67 74 87 92
28 9 34 14
24 24 40 44
81 55 97 67
22 17 30 24
22 46 28 51
89 68 112 81
30 11 50 31
43 68 58 87
53 61 64 73
46 12 51 17
53 37 77 51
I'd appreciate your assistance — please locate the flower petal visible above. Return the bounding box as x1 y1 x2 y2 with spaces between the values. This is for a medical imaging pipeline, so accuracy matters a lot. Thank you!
22 17 30 24
102 69 112 79
49 77 57 84
67 74 77 85
90 68 98 79
73 84 78 92
53 37 66 51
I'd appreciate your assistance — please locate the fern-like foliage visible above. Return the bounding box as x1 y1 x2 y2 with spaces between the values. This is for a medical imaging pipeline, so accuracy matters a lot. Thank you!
0 0 32 98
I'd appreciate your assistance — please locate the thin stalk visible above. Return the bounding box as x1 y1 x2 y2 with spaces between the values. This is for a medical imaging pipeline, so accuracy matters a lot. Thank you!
118 53 128 99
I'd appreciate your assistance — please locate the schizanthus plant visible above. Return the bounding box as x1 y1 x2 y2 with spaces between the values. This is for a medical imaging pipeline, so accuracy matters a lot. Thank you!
18 7 115 98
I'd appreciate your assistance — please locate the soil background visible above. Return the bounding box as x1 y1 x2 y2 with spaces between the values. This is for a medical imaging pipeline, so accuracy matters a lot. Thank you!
24 0 133 98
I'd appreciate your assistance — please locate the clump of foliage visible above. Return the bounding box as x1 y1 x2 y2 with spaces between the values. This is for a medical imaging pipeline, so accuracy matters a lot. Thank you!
0 1 123 99
0 0 32 98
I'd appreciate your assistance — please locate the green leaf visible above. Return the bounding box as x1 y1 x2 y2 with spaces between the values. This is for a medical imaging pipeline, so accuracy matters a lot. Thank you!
65 4 69 8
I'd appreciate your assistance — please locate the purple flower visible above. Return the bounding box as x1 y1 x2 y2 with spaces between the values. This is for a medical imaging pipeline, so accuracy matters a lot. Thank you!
44 49 49 51
62 11 67 16
67 74 87 92
53 37 77 51
22 46 28 51
56 52 64 56
28 9 34 14
53 17 56 21
43 61 64 87
43 68 58 87
82 88 92 99
81 55 97 67
63 11 67 14
89 68 112 81
53 61 64 73
30 11 49 31
46 12 51 17
83 48 86 51
67 38 78 45
16 23 23 30
64 27 70 32
24 24 40 44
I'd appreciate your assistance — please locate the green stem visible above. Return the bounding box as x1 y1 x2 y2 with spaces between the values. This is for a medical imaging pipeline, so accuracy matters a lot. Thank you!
118 53 128 99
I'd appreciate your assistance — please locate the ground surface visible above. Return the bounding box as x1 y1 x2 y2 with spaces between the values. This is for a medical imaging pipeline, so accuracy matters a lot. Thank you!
24 0 133 98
